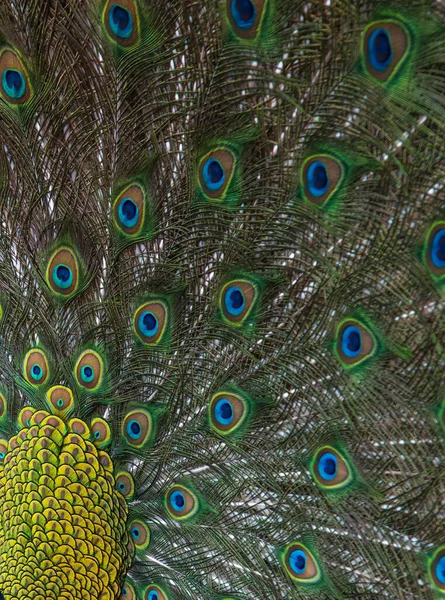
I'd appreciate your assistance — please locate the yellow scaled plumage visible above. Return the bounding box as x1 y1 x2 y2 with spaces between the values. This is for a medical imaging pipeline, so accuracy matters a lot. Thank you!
0 410 133 600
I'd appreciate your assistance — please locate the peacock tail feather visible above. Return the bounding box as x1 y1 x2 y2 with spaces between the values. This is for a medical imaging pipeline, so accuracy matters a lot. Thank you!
0 0 443 599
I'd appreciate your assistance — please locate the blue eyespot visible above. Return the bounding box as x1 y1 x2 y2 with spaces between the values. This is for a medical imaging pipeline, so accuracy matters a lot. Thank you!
202 158 225 191
0 452 5 459
122 586 128 597
289 549 307 575
131 526 140 539
2 69 25 99
368 28 392 72
94 430 101 439
81 365 94 383
118 198 139 228
214 398 234 425
341 325 362 358
230 0 256 29
170 490 186 512
431 229 445 269
436 556 445 585
31 364 43 381
118 482 126 492
109 4 133 39
126 419 141 440
53 264 73 289
138 311 158 338
318 452 337 481
224 286 245 316
307 161 329 197
147 592 158 600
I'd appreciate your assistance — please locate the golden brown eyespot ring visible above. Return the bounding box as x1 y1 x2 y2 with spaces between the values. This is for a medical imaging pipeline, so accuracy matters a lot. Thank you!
425 222 445 279
46 246 79 297
144 585 168 600
116 471 135 500
134 301 168 345
312 446 352 489
335 319 376 368
0 48 32 105
0 439 8 460
220 280 257 326
208 392 247 435
24 349 49 386
199 149 235 200
301 155 344 206
429 546 445 592
47 386 75 415
122 409 152 448
129 519 150 551
226 0 266 41
363 20 409 82
75 350 104 391
113 184 145 235
119 581 136 600
91 417 112 448
103 0 140 48
283 542 320 583
165 484 199 520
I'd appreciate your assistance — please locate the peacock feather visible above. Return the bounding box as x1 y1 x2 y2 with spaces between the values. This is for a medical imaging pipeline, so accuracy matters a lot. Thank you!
0 0 443 599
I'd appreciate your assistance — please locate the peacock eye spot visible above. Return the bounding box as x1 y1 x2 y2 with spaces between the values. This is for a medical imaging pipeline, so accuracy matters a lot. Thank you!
3 69 25 98
319 453 338 480
56 265 70 282
138 311 158 338
231 0 256 29
127 419 141 439
131 526 140 538
94 430 101 439
431 229 445 268
0 452 5 460
225 286 245 316
118 197 139 227
118 482 126 491
202 158 226 191
215 399 234 425
81 365 94 383
342 325 362 357
170 490 185 510
32 364 42 378
290 549 307 574
122 586 128 597
307 161 329 196
53 263 73 289
368 28 392 70
143 312 156 331
109 4 133 38
436 557 445 585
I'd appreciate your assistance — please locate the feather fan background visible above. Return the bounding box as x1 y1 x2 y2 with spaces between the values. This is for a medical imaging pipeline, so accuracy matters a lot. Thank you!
0 0 442 599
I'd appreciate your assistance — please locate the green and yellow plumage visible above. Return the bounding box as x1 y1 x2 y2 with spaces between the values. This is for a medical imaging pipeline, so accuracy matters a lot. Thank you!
0 0 443 599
